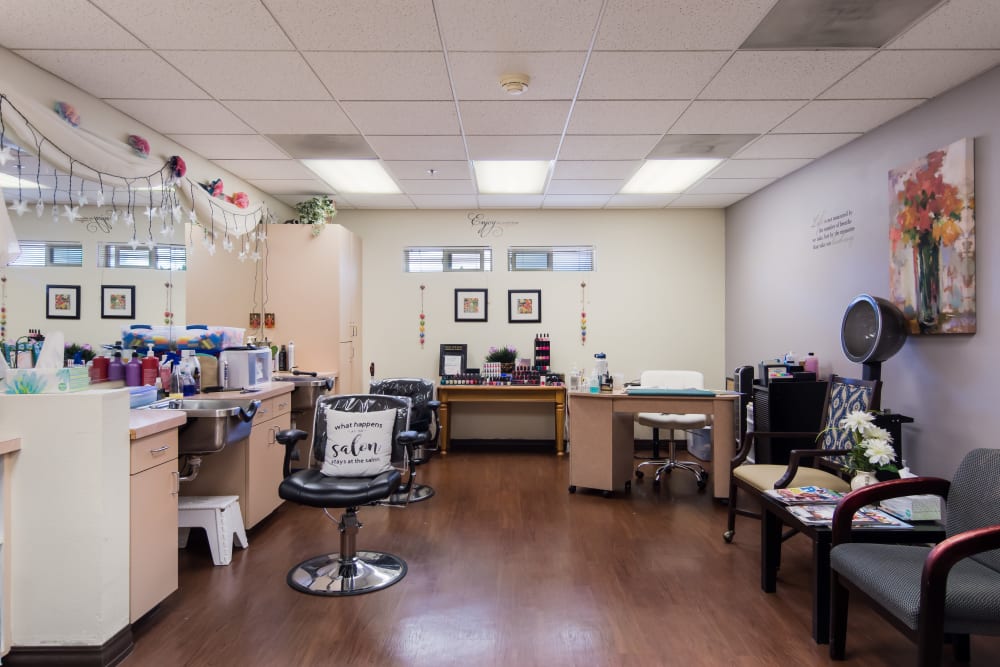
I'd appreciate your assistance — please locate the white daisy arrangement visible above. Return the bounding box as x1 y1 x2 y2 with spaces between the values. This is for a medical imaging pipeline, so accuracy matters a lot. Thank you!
836 410 899 473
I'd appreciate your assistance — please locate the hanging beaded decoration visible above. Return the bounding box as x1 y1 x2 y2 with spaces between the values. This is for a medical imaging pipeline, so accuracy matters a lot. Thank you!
418 284 426 348
1 274 7 340
163 280 174 325
580 281 587 346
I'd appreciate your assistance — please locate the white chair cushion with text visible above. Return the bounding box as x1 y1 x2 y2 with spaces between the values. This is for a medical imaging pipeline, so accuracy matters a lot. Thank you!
320 407 396 477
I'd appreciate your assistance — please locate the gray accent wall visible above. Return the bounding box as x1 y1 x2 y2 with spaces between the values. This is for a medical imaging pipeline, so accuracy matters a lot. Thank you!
726 65 1000 478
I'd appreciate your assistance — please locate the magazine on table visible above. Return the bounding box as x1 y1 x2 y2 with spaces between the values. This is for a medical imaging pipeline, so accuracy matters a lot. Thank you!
787 504 913 528
763 485 845 505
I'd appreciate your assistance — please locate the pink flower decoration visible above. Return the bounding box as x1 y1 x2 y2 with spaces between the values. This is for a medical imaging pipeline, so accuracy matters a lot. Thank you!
169 156 187 179
54 102 80 127
228 192 250 209
128 134 150 157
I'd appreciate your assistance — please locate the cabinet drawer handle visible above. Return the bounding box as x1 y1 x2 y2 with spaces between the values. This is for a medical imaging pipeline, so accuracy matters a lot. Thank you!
149 445 170 454
277 401 288 410
171 471 180 496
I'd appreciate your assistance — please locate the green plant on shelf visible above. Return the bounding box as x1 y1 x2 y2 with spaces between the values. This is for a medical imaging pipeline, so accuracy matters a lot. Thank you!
293 195 337 236
484 345 517 364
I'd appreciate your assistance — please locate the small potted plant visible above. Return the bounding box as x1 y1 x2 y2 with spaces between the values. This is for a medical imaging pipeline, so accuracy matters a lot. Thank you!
294 195 337 236
485 345 517 373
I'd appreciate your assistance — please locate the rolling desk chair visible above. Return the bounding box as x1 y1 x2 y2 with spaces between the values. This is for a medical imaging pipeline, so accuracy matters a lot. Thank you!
634 370 709 490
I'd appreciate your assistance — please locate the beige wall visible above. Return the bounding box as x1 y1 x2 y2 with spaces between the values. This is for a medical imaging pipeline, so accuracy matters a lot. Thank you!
339 208 726 440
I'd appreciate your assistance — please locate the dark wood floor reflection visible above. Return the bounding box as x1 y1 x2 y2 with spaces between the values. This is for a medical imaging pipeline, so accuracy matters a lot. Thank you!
128 449 1000 666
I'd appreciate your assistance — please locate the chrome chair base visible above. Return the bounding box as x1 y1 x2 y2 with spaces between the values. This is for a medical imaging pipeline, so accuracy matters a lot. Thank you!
385 483 435 506
287 550 407 596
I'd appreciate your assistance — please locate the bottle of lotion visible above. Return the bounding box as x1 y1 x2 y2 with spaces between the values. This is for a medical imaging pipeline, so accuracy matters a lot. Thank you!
141 344 159 387
125 351 142 387
287 340 295 370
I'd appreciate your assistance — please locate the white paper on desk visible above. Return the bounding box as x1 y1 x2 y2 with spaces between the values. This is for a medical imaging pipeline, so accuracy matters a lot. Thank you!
443 355 463 375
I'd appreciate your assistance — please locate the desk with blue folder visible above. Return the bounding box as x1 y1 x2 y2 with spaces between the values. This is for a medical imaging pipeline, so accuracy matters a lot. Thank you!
567 388 738 499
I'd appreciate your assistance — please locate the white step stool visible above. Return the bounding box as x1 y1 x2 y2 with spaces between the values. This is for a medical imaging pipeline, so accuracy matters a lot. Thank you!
178 495 248 566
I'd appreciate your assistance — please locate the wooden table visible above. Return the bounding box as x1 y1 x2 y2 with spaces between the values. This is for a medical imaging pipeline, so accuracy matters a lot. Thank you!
567 391 737 498
436 384 567 454
758 491 945 644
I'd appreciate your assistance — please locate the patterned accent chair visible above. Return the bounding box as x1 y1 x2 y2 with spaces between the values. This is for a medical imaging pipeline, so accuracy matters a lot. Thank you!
830 448 1000 665
723 375 881 543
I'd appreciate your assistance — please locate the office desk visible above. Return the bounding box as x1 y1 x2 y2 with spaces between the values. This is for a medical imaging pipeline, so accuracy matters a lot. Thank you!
567 391 737 498
759 491 945 644
437 385 566 455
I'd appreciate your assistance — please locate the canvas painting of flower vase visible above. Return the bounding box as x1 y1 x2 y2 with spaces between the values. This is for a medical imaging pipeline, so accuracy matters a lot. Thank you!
889 138 975 334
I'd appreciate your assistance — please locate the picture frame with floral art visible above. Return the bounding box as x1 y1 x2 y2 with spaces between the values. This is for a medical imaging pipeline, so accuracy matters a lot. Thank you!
46 285 81 319
454 288 488 322
508 289 541 323
101 285 135 319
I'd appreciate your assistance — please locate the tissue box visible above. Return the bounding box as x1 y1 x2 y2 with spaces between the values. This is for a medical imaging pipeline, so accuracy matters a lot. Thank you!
2 367 90 394
880 495 942 522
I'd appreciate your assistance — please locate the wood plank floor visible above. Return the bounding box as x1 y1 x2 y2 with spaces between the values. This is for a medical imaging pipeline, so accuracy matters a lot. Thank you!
128 449 1000 666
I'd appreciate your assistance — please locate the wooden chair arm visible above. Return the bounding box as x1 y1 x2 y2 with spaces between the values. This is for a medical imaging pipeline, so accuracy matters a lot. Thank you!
774 447 853 488
832 477 951 544
923 525 1000 617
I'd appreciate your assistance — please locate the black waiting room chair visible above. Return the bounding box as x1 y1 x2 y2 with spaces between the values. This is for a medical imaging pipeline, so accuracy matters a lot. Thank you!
369 377 440 503
276 394 417 596
830 448 1000 666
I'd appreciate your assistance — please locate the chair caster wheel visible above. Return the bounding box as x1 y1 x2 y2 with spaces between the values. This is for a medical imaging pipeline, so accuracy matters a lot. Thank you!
602 490 612 498
723 530 734 543
635 469 644 479
697 478 707 490
652 480 660 488
568 485 577 493
625 481 631 492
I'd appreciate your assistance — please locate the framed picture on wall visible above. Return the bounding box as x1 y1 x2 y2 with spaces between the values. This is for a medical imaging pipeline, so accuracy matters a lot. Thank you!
46 285 81 319
454 288 488 322
101 285 135 319
508 289 541 323
439 344 468 375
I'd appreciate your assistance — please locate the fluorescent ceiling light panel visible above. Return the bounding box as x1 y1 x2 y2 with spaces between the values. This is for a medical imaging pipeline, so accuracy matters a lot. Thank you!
620 159 722 194
0 173 47 190
473 161 551 194
302 159 401 194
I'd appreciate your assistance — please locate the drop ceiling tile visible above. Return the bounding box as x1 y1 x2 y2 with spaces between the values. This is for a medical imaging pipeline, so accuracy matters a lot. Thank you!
476 194 544 208
407 195 479 208
0 0 144 48
820 50 1000 99
459 101 571 135
340 102 460 135
247 179 334 195
735 133 860 159
890 0 1000 49
649 134 757 159
700 51 872 100
546 180 622 195
551 161 641 179
558 135 661 161
105 100 254 134
337 194 416 209
670 100 806 134
669 193 747 207
710 158 812 179
265 134 377 159
225 101 357 134
606 194 677 208
212 159 317 181
383 161 471 180
13 51 207 99
466 135 560 160
436 0 603 50
167 135 290 160
398 179 476 195
542 195 612 208
366 136 468 161
580 52 730 100
448 52 587 101
305 52 452 101
91 0 292 50
773 99 924 133
687 178 775 195
160 51 329 100
567 101 689 135
264 0 442 50
596 0 777 50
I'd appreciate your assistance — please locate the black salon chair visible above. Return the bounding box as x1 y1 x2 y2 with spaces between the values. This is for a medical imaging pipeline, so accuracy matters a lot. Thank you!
276 394 417 596
369 378 439 504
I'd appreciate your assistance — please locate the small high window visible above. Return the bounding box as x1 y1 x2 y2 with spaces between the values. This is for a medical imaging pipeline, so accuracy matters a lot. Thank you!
404 246 493 272
9 241 83 267
507 246 594 271
97 243 187 270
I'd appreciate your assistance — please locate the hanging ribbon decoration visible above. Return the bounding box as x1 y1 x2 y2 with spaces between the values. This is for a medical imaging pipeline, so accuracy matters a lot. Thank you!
580 281 587 346
418 284 426 348
1 274 8 340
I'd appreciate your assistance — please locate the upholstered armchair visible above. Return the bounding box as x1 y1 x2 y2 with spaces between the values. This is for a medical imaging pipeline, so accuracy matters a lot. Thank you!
369 377 440 503
830 448 1000 665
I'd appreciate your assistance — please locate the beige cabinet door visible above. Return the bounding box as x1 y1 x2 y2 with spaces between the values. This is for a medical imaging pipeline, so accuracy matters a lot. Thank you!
130 460 179 621
245 412 291 528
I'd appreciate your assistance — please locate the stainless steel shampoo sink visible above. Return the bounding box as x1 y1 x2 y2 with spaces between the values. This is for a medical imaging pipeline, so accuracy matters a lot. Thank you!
147 398 261 455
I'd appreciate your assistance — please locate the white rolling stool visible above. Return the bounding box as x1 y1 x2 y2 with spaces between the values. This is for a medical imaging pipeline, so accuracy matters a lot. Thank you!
178 495 248 566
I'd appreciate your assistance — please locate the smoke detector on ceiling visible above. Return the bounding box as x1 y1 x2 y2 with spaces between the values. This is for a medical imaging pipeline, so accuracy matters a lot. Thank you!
499 73 530 96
